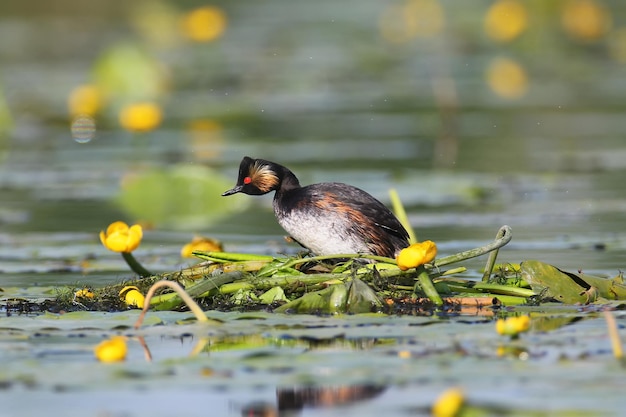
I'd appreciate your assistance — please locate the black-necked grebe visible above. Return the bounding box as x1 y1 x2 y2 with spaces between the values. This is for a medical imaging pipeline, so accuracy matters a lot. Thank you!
222 156 410 258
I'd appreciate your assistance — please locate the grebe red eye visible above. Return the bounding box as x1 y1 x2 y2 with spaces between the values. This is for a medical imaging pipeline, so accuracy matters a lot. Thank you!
243 176 252 184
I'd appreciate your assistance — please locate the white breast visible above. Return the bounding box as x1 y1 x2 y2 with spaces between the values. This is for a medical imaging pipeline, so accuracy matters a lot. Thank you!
275 208 370 255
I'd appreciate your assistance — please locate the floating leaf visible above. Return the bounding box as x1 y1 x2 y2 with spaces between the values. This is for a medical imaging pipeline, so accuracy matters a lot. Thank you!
521 260 626 304
521 260 592 303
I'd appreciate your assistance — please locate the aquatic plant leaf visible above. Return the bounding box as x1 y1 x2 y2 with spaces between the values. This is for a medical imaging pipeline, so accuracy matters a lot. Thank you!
521 260 591 303
346 278 383 313
520 260 626 304
259 286 288 304
521 261 626 304
274 284 348 314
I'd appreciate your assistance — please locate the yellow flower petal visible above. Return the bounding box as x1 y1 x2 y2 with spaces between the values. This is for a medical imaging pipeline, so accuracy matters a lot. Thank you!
105 230 133 252
106 221 130 235
100 221 144 253
180 236 223 258
119 286 145 308
432 387 464 417
94 336 128 363
126 224 144 252
396 240 438 271
99 230 107 247
496 315 531 336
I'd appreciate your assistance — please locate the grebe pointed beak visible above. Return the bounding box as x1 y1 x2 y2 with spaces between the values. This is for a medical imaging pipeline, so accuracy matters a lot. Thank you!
222 185 243 196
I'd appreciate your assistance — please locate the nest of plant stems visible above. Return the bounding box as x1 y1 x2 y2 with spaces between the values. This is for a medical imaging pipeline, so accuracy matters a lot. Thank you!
52 225 536 319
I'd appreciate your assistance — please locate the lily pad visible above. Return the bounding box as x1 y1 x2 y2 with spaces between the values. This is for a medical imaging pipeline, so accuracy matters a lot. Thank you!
521 260 626 304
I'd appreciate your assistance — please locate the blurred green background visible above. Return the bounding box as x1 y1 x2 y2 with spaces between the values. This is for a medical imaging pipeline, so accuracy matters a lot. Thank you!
0 0 625 273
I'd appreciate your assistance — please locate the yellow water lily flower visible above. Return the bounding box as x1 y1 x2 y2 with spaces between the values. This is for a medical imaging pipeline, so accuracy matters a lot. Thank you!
180 236 223 258
496 315 531 337
432 387 465 417
99 221 143 253
119 286 145 308
94 336 128 363
396 240 437 271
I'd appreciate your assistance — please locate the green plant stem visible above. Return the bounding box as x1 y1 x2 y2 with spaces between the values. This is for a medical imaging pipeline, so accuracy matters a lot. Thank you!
121 251 153 278
389 188 417 244
281 253 397 268
415 265 443 306
481 225 509 281
439 280 535 298
219 273 347 294
193 251 275 263
134 280 210 329
433 225 512 268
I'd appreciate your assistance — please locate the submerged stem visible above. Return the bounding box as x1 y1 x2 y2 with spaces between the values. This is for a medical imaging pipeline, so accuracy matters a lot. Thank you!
604 310 624 360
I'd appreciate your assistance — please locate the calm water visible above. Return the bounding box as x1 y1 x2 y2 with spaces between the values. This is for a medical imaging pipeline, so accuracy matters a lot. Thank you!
1 1 626 415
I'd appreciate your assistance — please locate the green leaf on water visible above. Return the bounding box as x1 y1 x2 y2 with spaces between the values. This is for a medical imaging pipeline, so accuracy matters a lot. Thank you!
521 260 626 304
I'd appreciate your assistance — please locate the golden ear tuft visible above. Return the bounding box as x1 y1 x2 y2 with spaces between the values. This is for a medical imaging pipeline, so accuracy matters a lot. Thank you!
249 161 279 192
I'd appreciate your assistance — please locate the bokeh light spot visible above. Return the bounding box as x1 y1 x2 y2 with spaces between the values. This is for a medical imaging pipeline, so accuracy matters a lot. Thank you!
486 57 528 99
404 0 445 38
380 0 444 43
181 6 227 42
70 114 96 144
561 0 612 42
484 0 528 42
119 102 163 133
187 119 224 161
68 84 103 117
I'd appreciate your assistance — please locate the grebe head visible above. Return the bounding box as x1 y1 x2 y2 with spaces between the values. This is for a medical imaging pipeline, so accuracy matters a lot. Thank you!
222 156 282 196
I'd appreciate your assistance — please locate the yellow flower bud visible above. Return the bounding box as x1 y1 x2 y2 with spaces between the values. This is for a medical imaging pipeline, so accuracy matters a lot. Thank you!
496 315 531 336
432 387 464 417
94 336 128 363
180 236 223 258
99 221 143 253
119 286 145 308
396 240 438 271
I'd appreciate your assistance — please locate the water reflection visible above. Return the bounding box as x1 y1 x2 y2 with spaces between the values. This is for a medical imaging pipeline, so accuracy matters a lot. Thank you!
242 385 387 417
